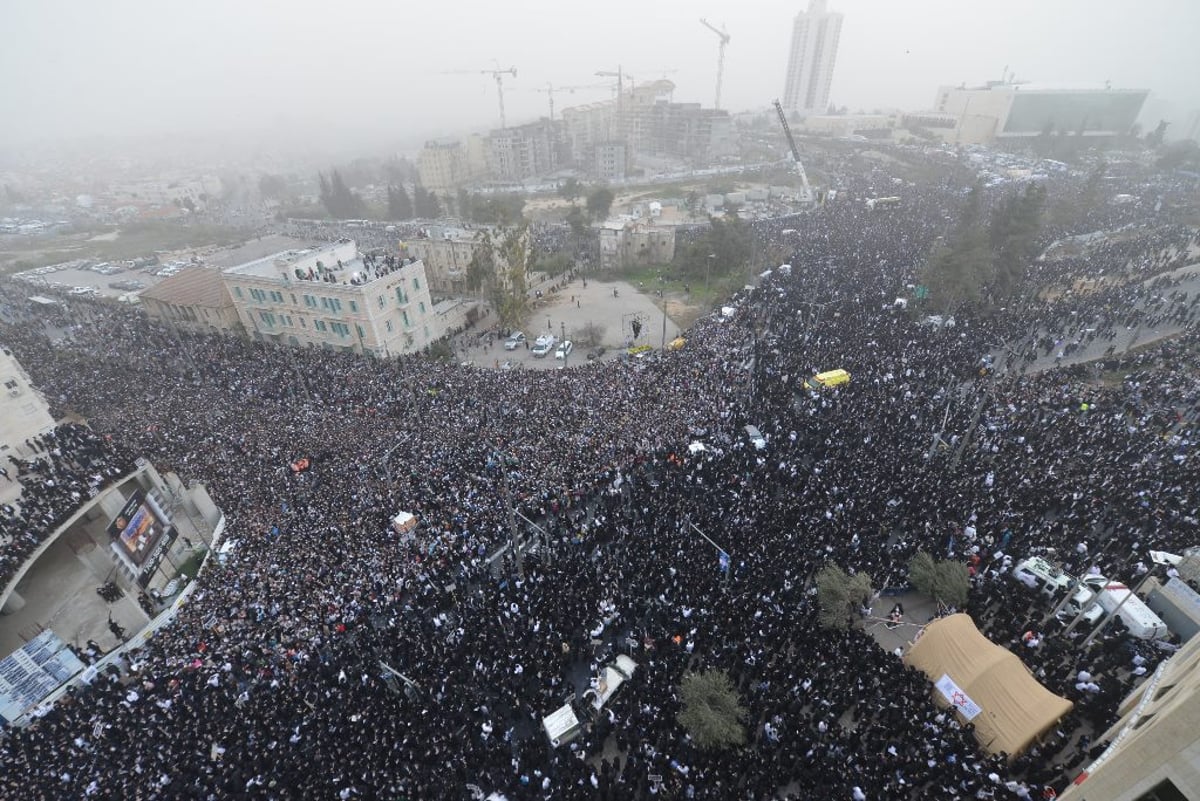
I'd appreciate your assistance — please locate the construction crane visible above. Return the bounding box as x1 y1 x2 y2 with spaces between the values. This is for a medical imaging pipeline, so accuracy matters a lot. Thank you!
596 67 629 139
441 65 518 128
699 19 730 110
773 99 813 203
531 82 610 122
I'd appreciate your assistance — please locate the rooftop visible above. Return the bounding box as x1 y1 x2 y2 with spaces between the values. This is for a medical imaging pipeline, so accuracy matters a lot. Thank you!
139 266 230 308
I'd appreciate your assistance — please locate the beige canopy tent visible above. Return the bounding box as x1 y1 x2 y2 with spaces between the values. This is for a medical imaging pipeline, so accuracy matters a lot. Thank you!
903 613 1072 757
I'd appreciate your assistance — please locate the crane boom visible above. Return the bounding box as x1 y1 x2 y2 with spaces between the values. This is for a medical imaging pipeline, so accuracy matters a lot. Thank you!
699 19 730 110
441 66 517 128
773 99 812 200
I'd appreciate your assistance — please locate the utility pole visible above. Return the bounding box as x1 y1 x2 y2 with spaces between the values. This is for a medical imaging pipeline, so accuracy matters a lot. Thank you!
492 446 522 572
689 522 733 585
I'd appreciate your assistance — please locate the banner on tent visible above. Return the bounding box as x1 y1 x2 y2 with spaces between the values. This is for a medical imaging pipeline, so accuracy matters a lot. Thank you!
935 673 982 720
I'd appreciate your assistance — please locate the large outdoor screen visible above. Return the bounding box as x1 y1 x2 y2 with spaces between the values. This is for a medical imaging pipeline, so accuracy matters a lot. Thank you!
106 489 168 566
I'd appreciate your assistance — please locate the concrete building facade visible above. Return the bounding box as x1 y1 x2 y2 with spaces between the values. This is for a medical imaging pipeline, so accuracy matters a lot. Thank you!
598 219 675 271
1060 632 1200 801
417 137 487 198
487 120 559 182
0 348 55 462
137 266 241 334
933 83 1149 145
593 141 629 182
222 241 438 357
782 0 844 115
402 225 531 297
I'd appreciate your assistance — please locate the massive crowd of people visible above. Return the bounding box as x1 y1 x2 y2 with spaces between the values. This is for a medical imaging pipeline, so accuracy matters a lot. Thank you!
0 148 1197 799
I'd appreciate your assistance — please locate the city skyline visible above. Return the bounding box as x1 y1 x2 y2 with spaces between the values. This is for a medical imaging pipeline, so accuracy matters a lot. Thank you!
1 0 1197 154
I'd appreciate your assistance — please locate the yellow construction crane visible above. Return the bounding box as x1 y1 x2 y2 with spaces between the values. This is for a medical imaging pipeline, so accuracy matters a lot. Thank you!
440 65 518 128
531 82 610 122
699 18 731 110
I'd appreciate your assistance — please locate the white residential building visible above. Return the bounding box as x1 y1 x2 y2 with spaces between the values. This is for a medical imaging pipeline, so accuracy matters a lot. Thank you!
221 241 438 357
782 0 844 116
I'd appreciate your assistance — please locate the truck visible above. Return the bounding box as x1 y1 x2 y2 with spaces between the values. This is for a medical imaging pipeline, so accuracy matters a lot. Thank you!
1012 557 1103 626
1079 574 1169 640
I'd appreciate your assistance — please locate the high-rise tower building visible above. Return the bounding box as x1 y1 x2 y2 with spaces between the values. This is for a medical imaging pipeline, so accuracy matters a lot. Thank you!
782 0 844 115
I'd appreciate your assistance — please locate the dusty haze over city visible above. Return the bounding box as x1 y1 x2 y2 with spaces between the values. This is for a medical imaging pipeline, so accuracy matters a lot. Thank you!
3 0 1197 156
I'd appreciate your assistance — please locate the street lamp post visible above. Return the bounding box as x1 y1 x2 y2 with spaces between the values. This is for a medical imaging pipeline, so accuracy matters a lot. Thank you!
689 521 732 586
706 254 716 295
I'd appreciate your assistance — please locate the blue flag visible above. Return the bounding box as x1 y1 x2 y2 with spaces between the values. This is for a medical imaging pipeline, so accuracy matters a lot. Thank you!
718 550 730 572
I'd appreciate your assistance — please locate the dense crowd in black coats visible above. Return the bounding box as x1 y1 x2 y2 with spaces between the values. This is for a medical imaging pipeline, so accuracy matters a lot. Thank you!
0 422 135 588
0 151 1197 800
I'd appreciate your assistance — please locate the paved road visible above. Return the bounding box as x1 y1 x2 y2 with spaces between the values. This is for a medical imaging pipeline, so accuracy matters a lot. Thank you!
992 261 1200 376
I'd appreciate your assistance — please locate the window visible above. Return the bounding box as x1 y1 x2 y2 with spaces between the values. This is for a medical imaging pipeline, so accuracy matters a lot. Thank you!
349 300 358 312
356 324 365 339
418 301 426 314
304 295 316 308
1134 779 1189 801
315 321 327 332
299 318 306 328
413 277 421 290
4 379 17 390
291 294 297 305
401 311 410 327
385 320 393 332
233 287 243 299
395 288 405 304
378 295 386 308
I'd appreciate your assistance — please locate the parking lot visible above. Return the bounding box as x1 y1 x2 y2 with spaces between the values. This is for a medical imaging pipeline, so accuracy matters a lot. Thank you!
11 260 177 300
460 275 690 371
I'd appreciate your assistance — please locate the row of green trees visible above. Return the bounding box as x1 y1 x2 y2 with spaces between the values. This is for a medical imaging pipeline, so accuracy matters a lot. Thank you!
921 182 1046 311
815 552 970 630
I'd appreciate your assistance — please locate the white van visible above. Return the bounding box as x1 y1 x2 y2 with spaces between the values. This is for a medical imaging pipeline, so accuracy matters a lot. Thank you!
1081 575 1169 640
1012 557 1103 625
1012 557 1070 598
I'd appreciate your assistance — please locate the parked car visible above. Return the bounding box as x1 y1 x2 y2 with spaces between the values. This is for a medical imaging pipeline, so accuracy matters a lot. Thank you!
504 332 526 350
555 340 573 360
744 425 767 450
69 286 98 296
531 335 557 358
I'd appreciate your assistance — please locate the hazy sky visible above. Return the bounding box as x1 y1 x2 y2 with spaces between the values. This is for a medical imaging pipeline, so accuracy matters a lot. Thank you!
3 0 1197 153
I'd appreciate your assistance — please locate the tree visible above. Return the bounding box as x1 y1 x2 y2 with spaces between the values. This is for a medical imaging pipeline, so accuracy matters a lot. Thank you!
920 184 992 312
318 170 367 219
573 321 606 347
258 174 289 201
534 252 571 278
677 670 748 750
565 205 589 238
559 177 582 203
413 185 442 219
465 232 495 295
675 215 753 282
387 185 413 220
425 340 455 362
490 225 531 328
586 187 615 220
908 552 970 608
988 182 1046 297
815 564 873 629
